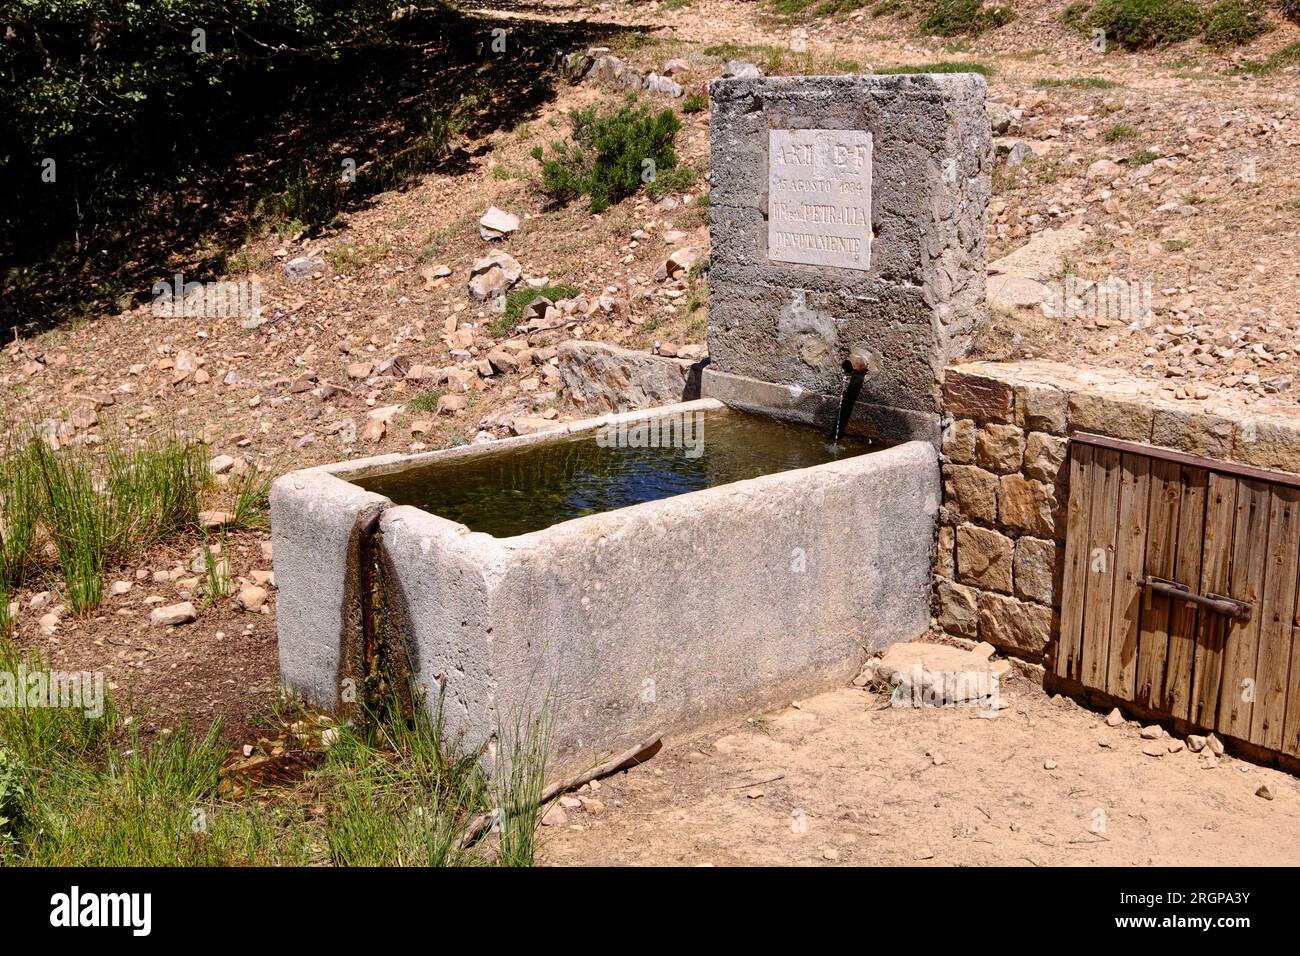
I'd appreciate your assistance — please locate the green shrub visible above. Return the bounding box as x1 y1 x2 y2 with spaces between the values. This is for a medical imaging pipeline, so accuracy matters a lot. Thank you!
1064 0 1094 31
495 284 582 337
532 104 683 213
1202 0 1272 46
682 93 708 114
920 0 1016 36
1104 123 1141 142
877 61 995 75
0 747 24 855
1086 0 1205 48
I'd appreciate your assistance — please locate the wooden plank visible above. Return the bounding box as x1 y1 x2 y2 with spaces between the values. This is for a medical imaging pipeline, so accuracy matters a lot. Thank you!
1056 442 1095 682
1282 624 1300 757
1079 447 1123 691
1189 474 1240 729
1071 432 1300 491
1243 484 1297 749
1106 453 1150 699
1162 467 1208 720
1136 459 1182 708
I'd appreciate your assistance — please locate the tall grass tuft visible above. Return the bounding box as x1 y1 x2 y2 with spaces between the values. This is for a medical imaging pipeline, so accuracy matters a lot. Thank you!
103 435 207 557
33 442 111 614
0 435 42 591
493 706 554 867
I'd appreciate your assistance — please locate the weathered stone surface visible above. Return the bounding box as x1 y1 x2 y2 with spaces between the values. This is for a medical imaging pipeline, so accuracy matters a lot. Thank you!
975 423 1025 473
1068 390 1154 442
999 474 1057 538
943 464 997 524
708 74 990 415
558 341 697 413
1023 431 1067 483
1018 382 1068 434
978 591 1053 657
936 524 956 579
936 579 978 639
942 417 976 463
956 523 1013 593
943 369 1013 423
987 225 1089 282
1231 416 1300 475
1151 404 1234 458
478 205 520 240
1014 536 1057 605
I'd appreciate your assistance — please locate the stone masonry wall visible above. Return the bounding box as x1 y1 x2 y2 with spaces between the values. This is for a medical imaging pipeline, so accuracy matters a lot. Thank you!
934 360 1300 663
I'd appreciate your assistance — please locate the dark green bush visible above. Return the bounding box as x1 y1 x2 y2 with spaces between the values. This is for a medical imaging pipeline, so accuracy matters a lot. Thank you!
1086 0 1205 48
531 104 683 213
920 0 1016 36
682 93 709 114
1202 0 1272 46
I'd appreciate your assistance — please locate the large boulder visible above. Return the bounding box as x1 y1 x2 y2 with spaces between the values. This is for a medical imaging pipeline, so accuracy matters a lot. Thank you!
558 341 700 413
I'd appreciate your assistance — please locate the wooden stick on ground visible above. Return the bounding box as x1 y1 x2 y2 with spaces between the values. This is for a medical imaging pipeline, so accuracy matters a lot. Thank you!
458 732 664 850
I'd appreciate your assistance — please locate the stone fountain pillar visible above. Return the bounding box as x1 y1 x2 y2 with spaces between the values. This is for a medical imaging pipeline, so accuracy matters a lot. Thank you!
703 72 991 443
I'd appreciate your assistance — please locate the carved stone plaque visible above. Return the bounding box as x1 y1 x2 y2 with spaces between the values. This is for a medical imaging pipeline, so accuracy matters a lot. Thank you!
767 128 872 270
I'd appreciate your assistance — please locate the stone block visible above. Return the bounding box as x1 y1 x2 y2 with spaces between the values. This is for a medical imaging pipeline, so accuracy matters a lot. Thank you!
956 523 1013 593
976 422 1025 473
943 464 998 524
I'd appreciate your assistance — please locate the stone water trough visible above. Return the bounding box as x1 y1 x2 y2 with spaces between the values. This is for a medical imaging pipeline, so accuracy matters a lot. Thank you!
272 399 938 773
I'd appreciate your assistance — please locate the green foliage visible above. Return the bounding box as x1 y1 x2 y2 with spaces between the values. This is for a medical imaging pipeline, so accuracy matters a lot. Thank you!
1034 76 1124 88
532 104 683 213
1202 0 1272 46
647 165 698 200
1086 0 1205 48
0 747 24 855
1276 0 1300 22
1129 149 1160 165
682 93 709 114
1104 123 1141 142
877 61 995 75
502 285 582 330
1064 0 1094 30
920 0 1016 36
407 391 446 415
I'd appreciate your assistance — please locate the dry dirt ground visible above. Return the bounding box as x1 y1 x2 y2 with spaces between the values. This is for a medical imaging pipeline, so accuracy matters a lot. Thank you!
538 672 1300 866
3 0 1300 856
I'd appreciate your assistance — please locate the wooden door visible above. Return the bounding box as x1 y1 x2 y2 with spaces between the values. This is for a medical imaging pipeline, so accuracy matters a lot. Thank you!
1056 433 1300 757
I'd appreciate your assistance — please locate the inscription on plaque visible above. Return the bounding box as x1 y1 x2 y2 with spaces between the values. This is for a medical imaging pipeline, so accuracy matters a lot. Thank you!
767 128 872 270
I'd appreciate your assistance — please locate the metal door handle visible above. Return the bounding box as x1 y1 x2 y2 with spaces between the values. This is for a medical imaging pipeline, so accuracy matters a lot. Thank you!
1144 575 1252 620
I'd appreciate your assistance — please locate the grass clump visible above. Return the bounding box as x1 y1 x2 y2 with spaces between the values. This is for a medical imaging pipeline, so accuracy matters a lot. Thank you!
1239 39 1300 73
1202 0 1272 46
407 391 445 415
532 103 683 214
1034 76 1124 88
1104 123 1141 142
681 93 708 114
1129 148 1160 165
0 629 557 866
494 284 582 337
0 432 207 614
1085 0 1205 48
877 60 995 75
920 0 1016 36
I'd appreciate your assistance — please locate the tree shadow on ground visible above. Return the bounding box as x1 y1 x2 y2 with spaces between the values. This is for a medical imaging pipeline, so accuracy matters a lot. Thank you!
1 5 642 337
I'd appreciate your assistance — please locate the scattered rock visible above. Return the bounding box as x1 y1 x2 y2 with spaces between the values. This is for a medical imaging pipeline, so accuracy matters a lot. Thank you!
235 586 269 612
1256 784 1274 801
1104 707 1125 727
150 602 197 627
1187 734 1207 752
541 805 568 827
1043 759 1057 770
479 205 521 240
1206 733 1225 757
722 60 762 79
468 252 522 300
284 256 324 281
209 454 236 475
1140 724 1162 740
1141 741 1166 757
